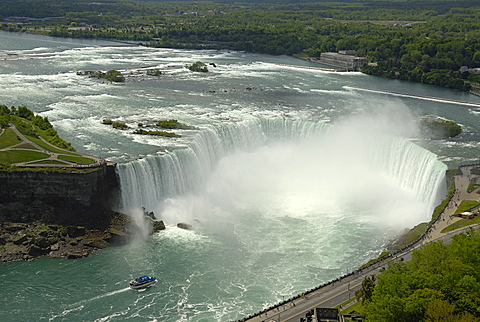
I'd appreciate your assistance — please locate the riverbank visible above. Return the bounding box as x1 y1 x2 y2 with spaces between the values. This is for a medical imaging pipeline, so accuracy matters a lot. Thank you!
239 164 480 322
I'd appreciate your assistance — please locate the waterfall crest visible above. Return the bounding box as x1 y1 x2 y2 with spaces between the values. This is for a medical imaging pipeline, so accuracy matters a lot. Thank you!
116 118 446 227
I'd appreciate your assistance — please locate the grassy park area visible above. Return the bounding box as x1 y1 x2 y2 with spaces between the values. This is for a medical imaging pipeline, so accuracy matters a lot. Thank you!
442 216 480 233
0 105 100 169
0 128 21 149
0 150 50 164
58 154 96 165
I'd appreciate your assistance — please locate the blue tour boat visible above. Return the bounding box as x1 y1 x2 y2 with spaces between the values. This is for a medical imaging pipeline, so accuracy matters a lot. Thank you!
129 275 157 289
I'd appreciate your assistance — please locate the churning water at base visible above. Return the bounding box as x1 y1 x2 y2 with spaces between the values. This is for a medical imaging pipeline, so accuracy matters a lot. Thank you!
2 31 475 321
117 118 446 233
108 117 447 321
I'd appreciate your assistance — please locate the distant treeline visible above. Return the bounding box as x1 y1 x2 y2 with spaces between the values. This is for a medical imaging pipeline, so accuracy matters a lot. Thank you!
2 0 480 90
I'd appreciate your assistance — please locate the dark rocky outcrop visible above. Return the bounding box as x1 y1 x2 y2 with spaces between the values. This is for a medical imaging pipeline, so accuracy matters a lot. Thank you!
0 163 175 263
177 222 192 230
105 227 129 246
67 226 86 238
152 220 166 232
0 212 133 263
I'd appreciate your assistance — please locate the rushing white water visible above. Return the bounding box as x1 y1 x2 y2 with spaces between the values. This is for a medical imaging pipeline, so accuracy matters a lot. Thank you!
117 117 447 235
2 31 471 321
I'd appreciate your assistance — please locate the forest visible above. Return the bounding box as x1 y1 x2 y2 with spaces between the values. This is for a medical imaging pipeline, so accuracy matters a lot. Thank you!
358 229 480 321
2 1 480 320
1 0 480 91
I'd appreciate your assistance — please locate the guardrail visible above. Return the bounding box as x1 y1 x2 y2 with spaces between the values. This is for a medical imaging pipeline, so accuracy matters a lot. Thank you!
236 163 480 322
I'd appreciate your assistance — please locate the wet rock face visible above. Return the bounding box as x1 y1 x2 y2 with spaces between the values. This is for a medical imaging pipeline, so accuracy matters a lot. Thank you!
177 222 192 230
28 244 50 257
152 220 166 232
67 226 86 238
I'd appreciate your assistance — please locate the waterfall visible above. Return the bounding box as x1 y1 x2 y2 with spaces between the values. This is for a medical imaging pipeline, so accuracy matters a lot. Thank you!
116 119 328 211
369 135 447 212
116 118 446 229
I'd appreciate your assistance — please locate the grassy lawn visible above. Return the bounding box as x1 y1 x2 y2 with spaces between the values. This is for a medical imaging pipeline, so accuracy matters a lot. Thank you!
341 302 364 316
359 252 391 269
442 216 480 233
430 174 455 223
468 177 480 192
0 128 21 149
0 150 49 164
338 297 365 316
440 200 480 232
1 127 99 167
454 200 480 214
58 154 96 164
29 160 70 165
28 136 78 155
402 222 428 245
15 143 37 149
1 109 101 168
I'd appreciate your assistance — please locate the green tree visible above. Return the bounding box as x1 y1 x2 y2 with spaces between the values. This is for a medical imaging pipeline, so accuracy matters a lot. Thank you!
365 229 480 321
355 275 376 304
16 105 34 119
424 299 456 322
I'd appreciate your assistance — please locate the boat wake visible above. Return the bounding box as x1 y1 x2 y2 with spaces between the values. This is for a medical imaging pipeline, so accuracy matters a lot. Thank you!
50 287 132 320
87 287 132 300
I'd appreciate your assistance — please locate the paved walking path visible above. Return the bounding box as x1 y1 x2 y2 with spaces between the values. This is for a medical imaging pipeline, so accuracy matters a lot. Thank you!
0 124 106 168
427 166 480 241
240 165 480 322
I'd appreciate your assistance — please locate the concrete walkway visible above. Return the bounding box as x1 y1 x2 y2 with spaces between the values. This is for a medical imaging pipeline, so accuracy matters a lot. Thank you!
240 165 480 322
427 166 480 241
0 124 106 168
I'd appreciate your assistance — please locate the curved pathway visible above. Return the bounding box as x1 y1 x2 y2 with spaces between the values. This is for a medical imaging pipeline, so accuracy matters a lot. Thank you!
426 166 480 241
0 124 106 168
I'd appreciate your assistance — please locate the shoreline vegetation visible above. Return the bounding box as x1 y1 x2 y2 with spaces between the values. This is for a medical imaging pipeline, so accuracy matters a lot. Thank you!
2 2 480 319
1 0 480 92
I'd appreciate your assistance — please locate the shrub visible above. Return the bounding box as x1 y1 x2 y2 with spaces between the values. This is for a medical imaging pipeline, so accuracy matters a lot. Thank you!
188 61 208 72
112 121 129 129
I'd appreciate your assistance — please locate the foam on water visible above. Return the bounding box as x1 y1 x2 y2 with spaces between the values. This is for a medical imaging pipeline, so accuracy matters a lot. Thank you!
4 33 480 321
117 115 446 234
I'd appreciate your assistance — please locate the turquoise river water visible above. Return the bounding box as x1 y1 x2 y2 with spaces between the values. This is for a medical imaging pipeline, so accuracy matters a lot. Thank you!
1 31 480 321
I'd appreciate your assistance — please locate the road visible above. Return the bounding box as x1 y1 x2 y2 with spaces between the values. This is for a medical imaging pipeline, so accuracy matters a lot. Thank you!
240 166 480 322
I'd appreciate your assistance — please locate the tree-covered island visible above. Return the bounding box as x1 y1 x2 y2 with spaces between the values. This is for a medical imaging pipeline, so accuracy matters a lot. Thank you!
102 118 196 137
420 115 462 139
187 61 209 73
77 70 125 83
1 0 480 92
